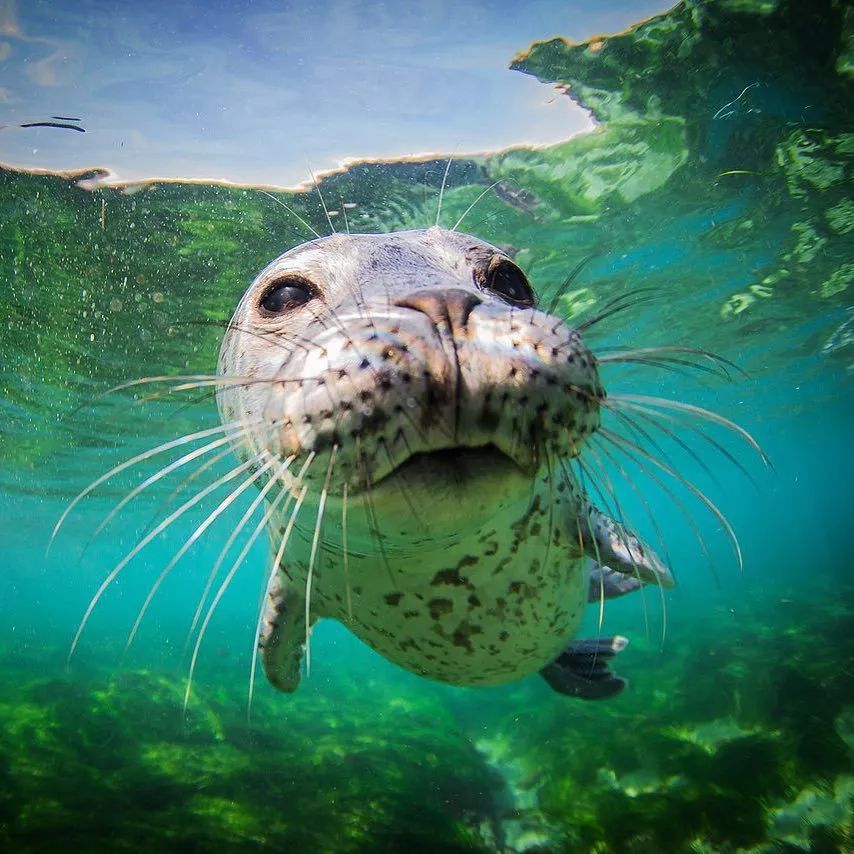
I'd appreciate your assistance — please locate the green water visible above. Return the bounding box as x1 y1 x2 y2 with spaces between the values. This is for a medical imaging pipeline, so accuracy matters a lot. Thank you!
1 0 852 850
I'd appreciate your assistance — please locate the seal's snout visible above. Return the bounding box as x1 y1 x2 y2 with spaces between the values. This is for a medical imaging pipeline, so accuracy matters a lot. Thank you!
395 288 482 334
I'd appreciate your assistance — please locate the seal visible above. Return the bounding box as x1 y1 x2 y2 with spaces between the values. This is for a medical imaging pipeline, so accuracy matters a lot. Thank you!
215 226 678 699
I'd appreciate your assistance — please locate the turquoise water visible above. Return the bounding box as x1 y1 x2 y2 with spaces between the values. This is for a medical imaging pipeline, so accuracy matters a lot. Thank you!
2 1 853 850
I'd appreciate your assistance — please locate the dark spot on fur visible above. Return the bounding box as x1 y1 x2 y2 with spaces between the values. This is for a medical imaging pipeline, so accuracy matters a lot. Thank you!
492 557 512 576
428 598 454 620
431 566 470 587
451 620 482 653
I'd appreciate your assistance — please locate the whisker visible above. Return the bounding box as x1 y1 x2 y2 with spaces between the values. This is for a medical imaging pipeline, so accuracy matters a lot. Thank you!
600 427 744 570
434 155 454 227
86 429 251 550
574 287 659 334
598 346 743 379
126 455 294 651
259 190 321 239
66 373 268 417
602 400 718 485
355 436 395 588
577 457 651 640
184 458 295 714
341 482 352 622
305 445 337 676
68 453 264 662
591 434 714 578
599 355 729 382
247 480 310 724
184 454 302 646
586 441 675 582
582 450 667 646
612 400 758 487
608 393 770 465
138 444 236 540
547 256 592 315
309 166 336 235
451 181 501 232
50 419 254 554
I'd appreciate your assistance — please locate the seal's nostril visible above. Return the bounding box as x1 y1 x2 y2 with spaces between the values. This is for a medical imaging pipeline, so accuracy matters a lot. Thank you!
395 288 481 331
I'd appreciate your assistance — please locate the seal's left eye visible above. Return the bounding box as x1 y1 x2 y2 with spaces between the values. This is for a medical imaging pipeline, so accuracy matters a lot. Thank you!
486 261 535 308
260 278 314 314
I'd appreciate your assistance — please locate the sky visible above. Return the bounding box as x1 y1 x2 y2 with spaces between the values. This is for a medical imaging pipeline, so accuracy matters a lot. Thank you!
0 0 672 187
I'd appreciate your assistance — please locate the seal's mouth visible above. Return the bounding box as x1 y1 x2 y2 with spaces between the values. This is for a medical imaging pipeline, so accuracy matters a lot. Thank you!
374 443 527 490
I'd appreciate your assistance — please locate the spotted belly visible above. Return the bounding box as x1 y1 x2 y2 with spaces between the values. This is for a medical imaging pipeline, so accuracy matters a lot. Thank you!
314 542 587 687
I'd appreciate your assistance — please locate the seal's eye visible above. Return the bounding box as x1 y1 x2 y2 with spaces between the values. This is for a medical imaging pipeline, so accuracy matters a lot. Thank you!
259 278 314 314
485 261 535 308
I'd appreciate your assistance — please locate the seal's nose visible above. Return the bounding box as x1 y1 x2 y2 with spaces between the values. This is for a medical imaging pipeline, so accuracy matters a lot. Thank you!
394 288 482 332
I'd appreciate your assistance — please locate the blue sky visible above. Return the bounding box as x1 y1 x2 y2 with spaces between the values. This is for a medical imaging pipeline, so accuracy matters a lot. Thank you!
0 0 671 186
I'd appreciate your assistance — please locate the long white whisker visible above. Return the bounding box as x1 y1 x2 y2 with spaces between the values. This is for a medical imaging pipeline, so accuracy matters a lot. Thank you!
184 459 295 713
67 452 262 662
601 427 744 570
259 190 321 239
435 155 453 227
451 181 501 231
342 481 352 622
304 445 337 676
247 480 310 722
340 199 350 235
50 418 256 554
125 454 296 650
184 455 285 646
88 431 245 547
608 393 769 464
137 444 236 540
309 167 336 235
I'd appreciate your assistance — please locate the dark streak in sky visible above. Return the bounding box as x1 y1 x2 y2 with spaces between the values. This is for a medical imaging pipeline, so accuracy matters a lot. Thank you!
20 122 86 133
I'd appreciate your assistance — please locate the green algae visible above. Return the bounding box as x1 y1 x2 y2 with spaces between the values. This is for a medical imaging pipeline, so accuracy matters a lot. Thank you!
0 582 850 852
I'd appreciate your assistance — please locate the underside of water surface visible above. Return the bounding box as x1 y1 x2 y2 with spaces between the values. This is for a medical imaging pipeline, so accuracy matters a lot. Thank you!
1 0 852 851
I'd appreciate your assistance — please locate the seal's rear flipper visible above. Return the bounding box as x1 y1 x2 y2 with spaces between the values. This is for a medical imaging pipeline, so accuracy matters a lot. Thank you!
259 571 307 693
578 505 675 589
540 636 628 700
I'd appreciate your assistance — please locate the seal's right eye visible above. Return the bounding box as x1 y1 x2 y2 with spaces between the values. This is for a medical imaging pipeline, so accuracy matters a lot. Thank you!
259 278 315 314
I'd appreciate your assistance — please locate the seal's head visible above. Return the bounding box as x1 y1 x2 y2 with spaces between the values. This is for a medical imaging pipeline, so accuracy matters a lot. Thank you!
217 227 603 539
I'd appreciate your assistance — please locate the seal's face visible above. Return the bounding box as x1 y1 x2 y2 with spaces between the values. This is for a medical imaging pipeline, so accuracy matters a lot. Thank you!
218 227 602 540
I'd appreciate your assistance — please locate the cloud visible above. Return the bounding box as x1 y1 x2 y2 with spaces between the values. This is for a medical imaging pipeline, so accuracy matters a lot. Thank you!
0 0 22 39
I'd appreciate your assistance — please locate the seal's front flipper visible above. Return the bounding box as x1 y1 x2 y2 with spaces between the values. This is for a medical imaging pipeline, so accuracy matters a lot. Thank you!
588 564 642 601
578 505 675 589
259 571 306 693
540 636 628 700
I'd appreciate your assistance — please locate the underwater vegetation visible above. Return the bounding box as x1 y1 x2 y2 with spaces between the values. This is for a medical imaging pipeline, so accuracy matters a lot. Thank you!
0 0 852 850
0 583 850 851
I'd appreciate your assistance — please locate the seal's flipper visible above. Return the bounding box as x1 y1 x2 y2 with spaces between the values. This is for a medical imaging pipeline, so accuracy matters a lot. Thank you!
259 571 307 693
578 506 674 588
588 564 643 601
540 635 628 700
